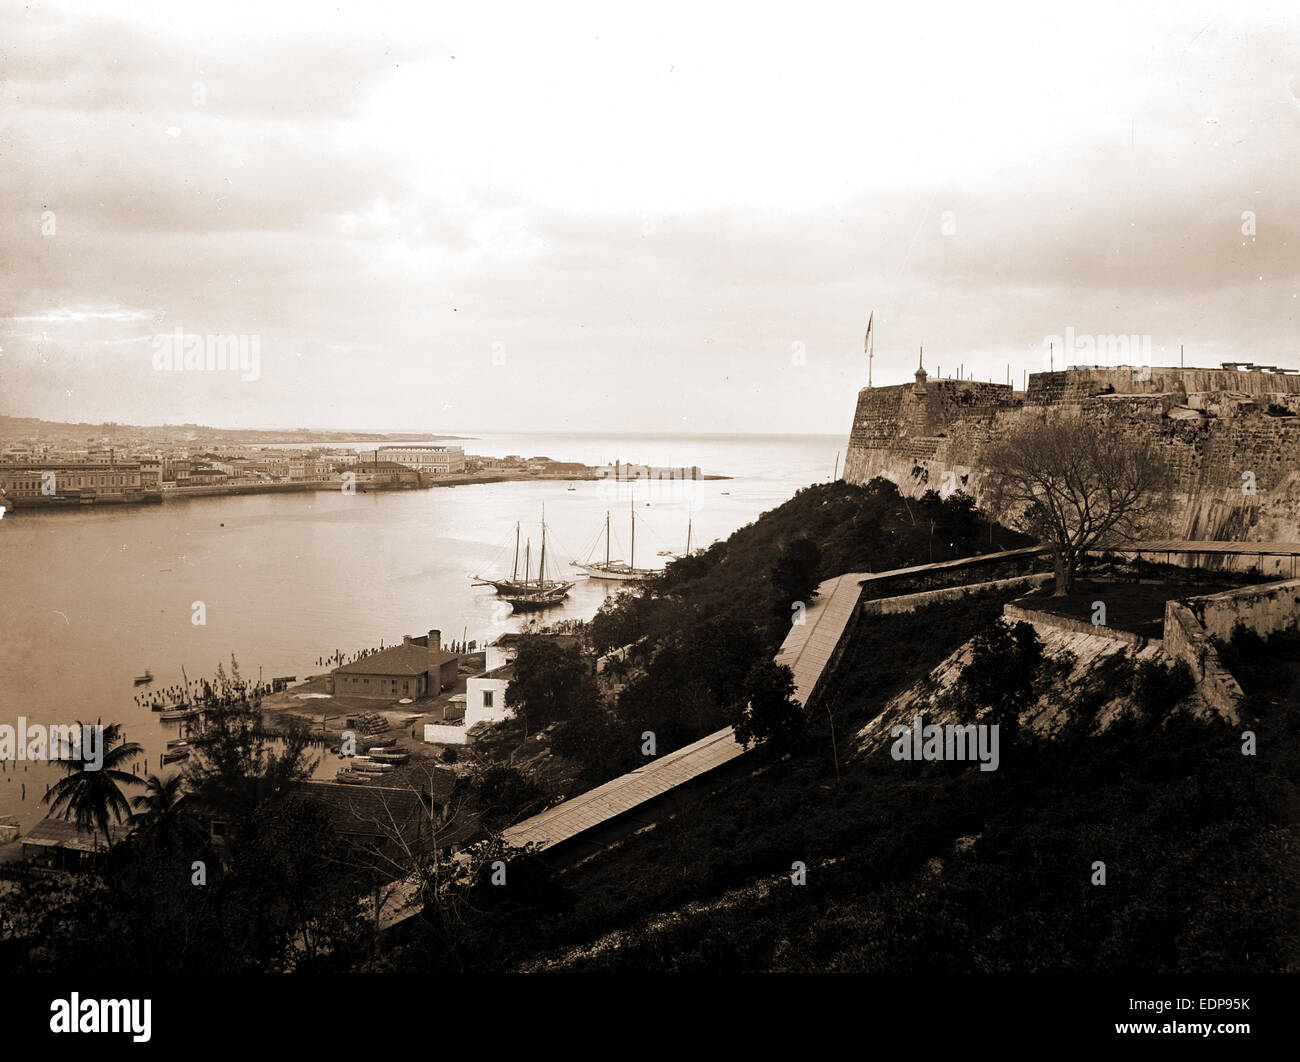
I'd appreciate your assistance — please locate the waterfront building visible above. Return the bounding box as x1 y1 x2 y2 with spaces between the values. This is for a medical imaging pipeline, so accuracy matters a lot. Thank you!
0 460 162 506
330 630 460 700
375 444 466 475
22 815 129 868
352 461 420 488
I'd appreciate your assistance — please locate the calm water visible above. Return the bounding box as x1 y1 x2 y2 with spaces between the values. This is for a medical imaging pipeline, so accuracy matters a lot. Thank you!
0 431 840 831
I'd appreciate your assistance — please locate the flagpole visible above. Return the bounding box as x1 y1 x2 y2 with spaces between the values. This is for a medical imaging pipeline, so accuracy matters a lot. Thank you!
866 311 875 388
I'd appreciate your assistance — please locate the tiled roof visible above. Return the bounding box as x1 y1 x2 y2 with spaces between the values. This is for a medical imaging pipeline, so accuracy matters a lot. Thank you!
334 643 458 677
290 777 455 838
22 815 128 852
1097 539 1300 557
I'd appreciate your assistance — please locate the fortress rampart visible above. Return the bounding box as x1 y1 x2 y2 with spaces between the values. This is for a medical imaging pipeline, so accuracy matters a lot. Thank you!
843 366 1300 542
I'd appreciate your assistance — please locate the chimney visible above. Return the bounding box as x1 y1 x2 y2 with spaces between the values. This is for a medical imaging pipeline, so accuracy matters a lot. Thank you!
428 629 441 651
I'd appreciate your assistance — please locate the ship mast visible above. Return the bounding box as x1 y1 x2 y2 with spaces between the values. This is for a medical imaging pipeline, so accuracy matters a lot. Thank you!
538 508 546 589
512 521 520 582
630 500 636 571
605 510 611 567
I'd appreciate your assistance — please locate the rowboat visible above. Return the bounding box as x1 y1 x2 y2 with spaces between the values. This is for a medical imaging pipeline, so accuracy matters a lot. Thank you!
165 738 190 750
162 748 190 764
336 770 369 785
134 671 154 686
368 750 409 764
160 708 199 722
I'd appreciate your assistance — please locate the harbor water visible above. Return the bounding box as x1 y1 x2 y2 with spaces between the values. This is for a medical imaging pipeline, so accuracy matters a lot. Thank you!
0 431 840 833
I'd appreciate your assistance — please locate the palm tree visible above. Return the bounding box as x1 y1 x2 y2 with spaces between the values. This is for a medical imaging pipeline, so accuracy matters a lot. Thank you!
129 771 204 851
42 720 144 851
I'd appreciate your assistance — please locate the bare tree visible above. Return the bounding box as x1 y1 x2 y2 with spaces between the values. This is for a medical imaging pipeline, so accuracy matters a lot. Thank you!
981 411 1172 594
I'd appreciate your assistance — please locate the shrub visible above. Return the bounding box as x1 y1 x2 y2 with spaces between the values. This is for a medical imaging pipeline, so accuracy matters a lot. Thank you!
1131 660 1195 713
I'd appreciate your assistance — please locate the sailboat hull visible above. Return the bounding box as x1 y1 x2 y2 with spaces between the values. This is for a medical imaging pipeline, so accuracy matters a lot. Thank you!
570 563 655 581
499 590 569 612
475 577 574 595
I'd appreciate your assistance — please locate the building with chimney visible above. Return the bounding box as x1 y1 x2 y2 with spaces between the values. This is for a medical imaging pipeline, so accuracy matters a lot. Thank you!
330 629 460 700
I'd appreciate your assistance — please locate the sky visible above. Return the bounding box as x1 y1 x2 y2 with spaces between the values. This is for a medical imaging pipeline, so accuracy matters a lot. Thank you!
2 0 1299 434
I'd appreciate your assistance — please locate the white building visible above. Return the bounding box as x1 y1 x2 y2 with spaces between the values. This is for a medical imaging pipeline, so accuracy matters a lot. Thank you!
465 665 513 727
376 445 466 475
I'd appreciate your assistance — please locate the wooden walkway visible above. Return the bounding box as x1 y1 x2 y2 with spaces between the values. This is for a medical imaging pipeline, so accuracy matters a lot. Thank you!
774 572 871 707
501 727 746 851
856 546 1048 587
1095 539 1300 577
501 570 869 854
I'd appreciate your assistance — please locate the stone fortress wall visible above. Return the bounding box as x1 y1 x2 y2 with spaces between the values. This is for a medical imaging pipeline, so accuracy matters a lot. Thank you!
843 365 1300 542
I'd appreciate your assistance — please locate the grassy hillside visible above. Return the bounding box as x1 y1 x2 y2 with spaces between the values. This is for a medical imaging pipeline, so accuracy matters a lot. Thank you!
589 477 1032 654
387 603 1300 973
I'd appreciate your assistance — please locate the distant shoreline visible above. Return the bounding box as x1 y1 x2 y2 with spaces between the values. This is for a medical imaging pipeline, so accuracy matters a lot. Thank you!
1 467 733 512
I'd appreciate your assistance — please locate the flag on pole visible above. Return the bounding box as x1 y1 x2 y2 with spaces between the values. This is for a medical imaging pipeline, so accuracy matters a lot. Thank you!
864 311 874 354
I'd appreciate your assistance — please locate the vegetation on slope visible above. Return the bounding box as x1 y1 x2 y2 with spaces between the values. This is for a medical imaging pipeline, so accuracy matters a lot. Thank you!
383 607 1300 973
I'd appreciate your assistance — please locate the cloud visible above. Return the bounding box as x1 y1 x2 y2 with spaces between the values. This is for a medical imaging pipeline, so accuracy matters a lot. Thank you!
0 0 1298 434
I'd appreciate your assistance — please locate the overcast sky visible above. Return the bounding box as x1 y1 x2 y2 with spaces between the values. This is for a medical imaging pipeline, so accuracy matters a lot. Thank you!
2 0 1298 434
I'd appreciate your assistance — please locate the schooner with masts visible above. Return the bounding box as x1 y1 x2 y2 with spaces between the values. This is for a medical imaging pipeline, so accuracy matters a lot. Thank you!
570 503 660 581
474 513 575 611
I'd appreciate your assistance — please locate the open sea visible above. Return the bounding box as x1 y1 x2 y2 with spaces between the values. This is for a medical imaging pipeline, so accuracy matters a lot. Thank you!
0 431 841 833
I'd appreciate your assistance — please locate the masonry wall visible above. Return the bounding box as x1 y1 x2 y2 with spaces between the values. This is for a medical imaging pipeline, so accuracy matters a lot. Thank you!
843 367 1300 543
1184 579 1300 642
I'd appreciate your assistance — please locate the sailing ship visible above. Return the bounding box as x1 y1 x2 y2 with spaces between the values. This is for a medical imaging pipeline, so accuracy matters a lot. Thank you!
571 505 659 581
474 520 575 598
499 519 572 611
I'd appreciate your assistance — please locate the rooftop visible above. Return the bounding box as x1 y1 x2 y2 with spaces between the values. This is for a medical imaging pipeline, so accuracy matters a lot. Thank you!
290 776 455 836
22 815 129 852
334 639 458 677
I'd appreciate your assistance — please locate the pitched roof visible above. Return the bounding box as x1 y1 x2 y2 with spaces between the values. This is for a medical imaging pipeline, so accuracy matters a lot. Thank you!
334 642 458 677
289 777 456 839
22 815 129 852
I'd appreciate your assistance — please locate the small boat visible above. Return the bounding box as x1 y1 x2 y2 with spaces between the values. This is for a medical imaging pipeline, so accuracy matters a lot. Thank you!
368 749 410 764
566 485 576 491
160 708 199 722
154 700 188 713
351 760 393 773
166 738 190 750
134 671 154 686
162 748 190 764
336 769 369 785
